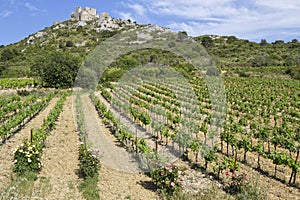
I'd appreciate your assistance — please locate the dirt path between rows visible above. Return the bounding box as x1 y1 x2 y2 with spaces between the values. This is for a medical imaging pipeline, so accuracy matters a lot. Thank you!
81 94 159 199
81 94 140 173
98 165 158 200
0 97 59 189
31 96 83 200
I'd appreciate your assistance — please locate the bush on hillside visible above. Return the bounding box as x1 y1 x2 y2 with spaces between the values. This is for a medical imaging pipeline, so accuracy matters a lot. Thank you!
30 51 81 88
286 67 300 80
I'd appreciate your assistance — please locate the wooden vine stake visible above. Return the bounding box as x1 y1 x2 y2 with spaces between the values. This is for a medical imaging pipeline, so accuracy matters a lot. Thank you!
30 129 33 143
233 147 238 175
155 139 158 159
84 130 87 148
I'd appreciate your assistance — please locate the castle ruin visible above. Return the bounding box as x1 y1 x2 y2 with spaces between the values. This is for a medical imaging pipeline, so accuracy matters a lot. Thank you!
71 6 99 21
70 6 136 31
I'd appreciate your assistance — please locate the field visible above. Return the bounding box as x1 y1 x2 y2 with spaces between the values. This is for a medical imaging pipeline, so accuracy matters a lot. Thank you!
0 75 299 200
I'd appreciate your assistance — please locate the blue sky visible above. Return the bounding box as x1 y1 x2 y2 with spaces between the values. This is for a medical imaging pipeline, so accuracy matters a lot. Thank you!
1 0 300 45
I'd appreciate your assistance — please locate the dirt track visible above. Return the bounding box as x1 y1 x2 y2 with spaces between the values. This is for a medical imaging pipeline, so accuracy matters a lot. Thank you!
81 93 159 199
31 96 83 199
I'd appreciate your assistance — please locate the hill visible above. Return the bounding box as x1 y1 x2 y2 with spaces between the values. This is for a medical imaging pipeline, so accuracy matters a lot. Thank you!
0 8 299 80
195 35 300 79
195 35 300 67
0 9 137 78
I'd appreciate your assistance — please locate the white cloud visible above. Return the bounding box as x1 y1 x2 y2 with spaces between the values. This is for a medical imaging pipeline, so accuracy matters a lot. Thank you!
148 0 241 19
118 12 136 22
254 0 300 10
120 2 149 24
167 10 300 42
0 10 12 18
24 2 39 11
128 4 146 16
24 2 46 15
128 0 300 41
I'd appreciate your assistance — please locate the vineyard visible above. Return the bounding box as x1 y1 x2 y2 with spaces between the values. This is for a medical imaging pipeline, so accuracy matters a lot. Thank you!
0 91 54 143
95 71 300 198
1 5 300 199
99 70 300 186
0 74 299 200
0 78 38 90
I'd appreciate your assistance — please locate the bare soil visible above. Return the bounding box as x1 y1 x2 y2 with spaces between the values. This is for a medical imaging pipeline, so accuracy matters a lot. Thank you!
30 96 83 200
98 165 158 200
81 93 160 199
81 94 141 173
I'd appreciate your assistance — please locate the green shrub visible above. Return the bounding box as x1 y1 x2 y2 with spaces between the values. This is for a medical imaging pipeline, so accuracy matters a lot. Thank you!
234 176 267 200
17 90 30 96
0 48 19 62
228 172 249 193
78 144 100 179
30 51 81 88
66 40 74 47
13 141 42 176
151 163 184 196
286 67 300 80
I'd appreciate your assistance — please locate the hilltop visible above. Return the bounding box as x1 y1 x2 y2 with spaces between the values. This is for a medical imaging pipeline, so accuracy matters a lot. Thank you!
0 6 299 79
0 7 138 77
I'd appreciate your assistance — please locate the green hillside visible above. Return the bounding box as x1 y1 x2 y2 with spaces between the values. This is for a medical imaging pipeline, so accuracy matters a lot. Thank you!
0 17 299 80
0 18 134 78
195 35 300 79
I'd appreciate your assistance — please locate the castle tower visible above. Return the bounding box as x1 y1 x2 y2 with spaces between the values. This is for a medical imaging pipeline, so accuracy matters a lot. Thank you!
71 6 99 21
76 6 82 13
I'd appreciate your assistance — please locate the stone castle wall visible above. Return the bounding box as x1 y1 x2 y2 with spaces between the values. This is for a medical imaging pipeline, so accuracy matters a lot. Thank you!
71 6 99 21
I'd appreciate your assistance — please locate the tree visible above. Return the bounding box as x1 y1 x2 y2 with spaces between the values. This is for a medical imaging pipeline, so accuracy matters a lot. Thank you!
100 56 140 83
0 48 19 62
0 64 8 76
273 40 285 45
118 56 140 70
178 31 188 41
291 39 299 43
178 31 188 36
251 54 270 67
201 36 213 49
227 36 237 44
286 67 300 80
66 40 74 47
31 51 81 88
260 39 268 46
